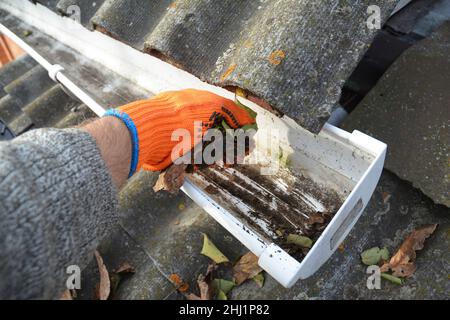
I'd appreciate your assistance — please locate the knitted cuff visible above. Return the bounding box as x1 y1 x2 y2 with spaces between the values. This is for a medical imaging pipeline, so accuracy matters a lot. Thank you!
103 109 139 177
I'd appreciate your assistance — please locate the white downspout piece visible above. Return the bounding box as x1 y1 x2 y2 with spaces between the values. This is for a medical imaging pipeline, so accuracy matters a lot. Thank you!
0 23 106 117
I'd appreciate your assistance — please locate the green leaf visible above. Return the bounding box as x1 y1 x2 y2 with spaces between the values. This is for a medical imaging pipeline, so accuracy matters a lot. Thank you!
286 234 313 248
252 272 265 288
361 247 390 266
217 290 228 300
241 123 258 131
381 273 403 285
379 247 390 261
221 120 231 130
200 233 229 264
211 279 235 295
235 97 258 119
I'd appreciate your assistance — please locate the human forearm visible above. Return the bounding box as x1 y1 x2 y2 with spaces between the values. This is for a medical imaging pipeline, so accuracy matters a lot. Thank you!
81 116 132 189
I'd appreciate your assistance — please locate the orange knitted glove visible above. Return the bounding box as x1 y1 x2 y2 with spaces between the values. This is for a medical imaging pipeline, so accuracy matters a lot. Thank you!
104 89 256 176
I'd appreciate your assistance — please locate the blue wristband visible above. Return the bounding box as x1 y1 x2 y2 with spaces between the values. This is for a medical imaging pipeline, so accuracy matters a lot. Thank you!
103 109 139 178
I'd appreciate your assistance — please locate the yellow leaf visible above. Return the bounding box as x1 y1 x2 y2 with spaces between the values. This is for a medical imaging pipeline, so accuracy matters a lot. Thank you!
200 233 229 264
217 290 228 300
235 87 247 98
252 272 265 288
286 234 313 248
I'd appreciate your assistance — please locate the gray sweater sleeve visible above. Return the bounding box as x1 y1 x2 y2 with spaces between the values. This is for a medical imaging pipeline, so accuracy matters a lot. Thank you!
0 128 119 299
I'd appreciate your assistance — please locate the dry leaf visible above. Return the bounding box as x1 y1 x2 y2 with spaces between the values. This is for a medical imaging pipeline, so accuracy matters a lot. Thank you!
153 164 188 193
197 274 210 300
200 233 229 264
60 290 73 300
169 273 190 293
233 252 263 285
381 192 391 204
94 250 110 300
185 274 210 300
308 213 325 225
114 262 135 274
381 224 437 277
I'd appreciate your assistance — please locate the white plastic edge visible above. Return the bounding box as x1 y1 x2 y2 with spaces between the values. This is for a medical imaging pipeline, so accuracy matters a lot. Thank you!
0 0 388 288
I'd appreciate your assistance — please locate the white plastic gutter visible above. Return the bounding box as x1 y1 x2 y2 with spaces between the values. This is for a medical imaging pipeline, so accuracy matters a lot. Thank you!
0 24 105 117
0 0 387 288
0 16 279 280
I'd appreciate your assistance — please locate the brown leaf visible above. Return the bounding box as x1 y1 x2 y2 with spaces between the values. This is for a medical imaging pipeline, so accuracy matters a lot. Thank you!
197 274 210 300
60 290 73 300
94 250 110 300
185 274 210 300
381 192 391 204
169 273 190 293
308 213 325 225
114 262 135 274
381 224 438 278
233 252 263 286
153 164 188 193
185 293 201 300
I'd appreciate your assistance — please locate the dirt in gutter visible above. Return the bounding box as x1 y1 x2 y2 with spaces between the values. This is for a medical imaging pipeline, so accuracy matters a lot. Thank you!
189 163 344 260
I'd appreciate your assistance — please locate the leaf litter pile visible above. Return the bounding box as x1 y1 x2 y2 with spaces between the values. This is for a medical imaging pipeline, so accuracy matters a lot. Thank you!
60 250 136 300
170 233 270 300
360 224 438 285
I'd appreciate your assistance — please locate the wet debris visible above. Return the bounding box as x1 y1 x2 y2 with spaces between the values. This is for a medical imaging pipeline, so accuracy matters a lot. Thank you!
190 164 342 259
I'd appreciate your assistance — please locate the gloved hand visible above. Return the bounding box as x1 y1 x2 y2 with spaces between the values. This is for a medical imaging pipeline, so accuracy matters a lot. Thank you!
104 89 256 176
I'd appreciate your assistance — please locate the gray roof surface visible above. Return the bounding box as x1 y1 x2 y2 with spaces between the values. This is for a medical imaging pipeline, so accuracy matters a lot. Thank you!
0 38 449 302
0 55 95 134
343 21 450 207
0 2 449 300
33 0 398 133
